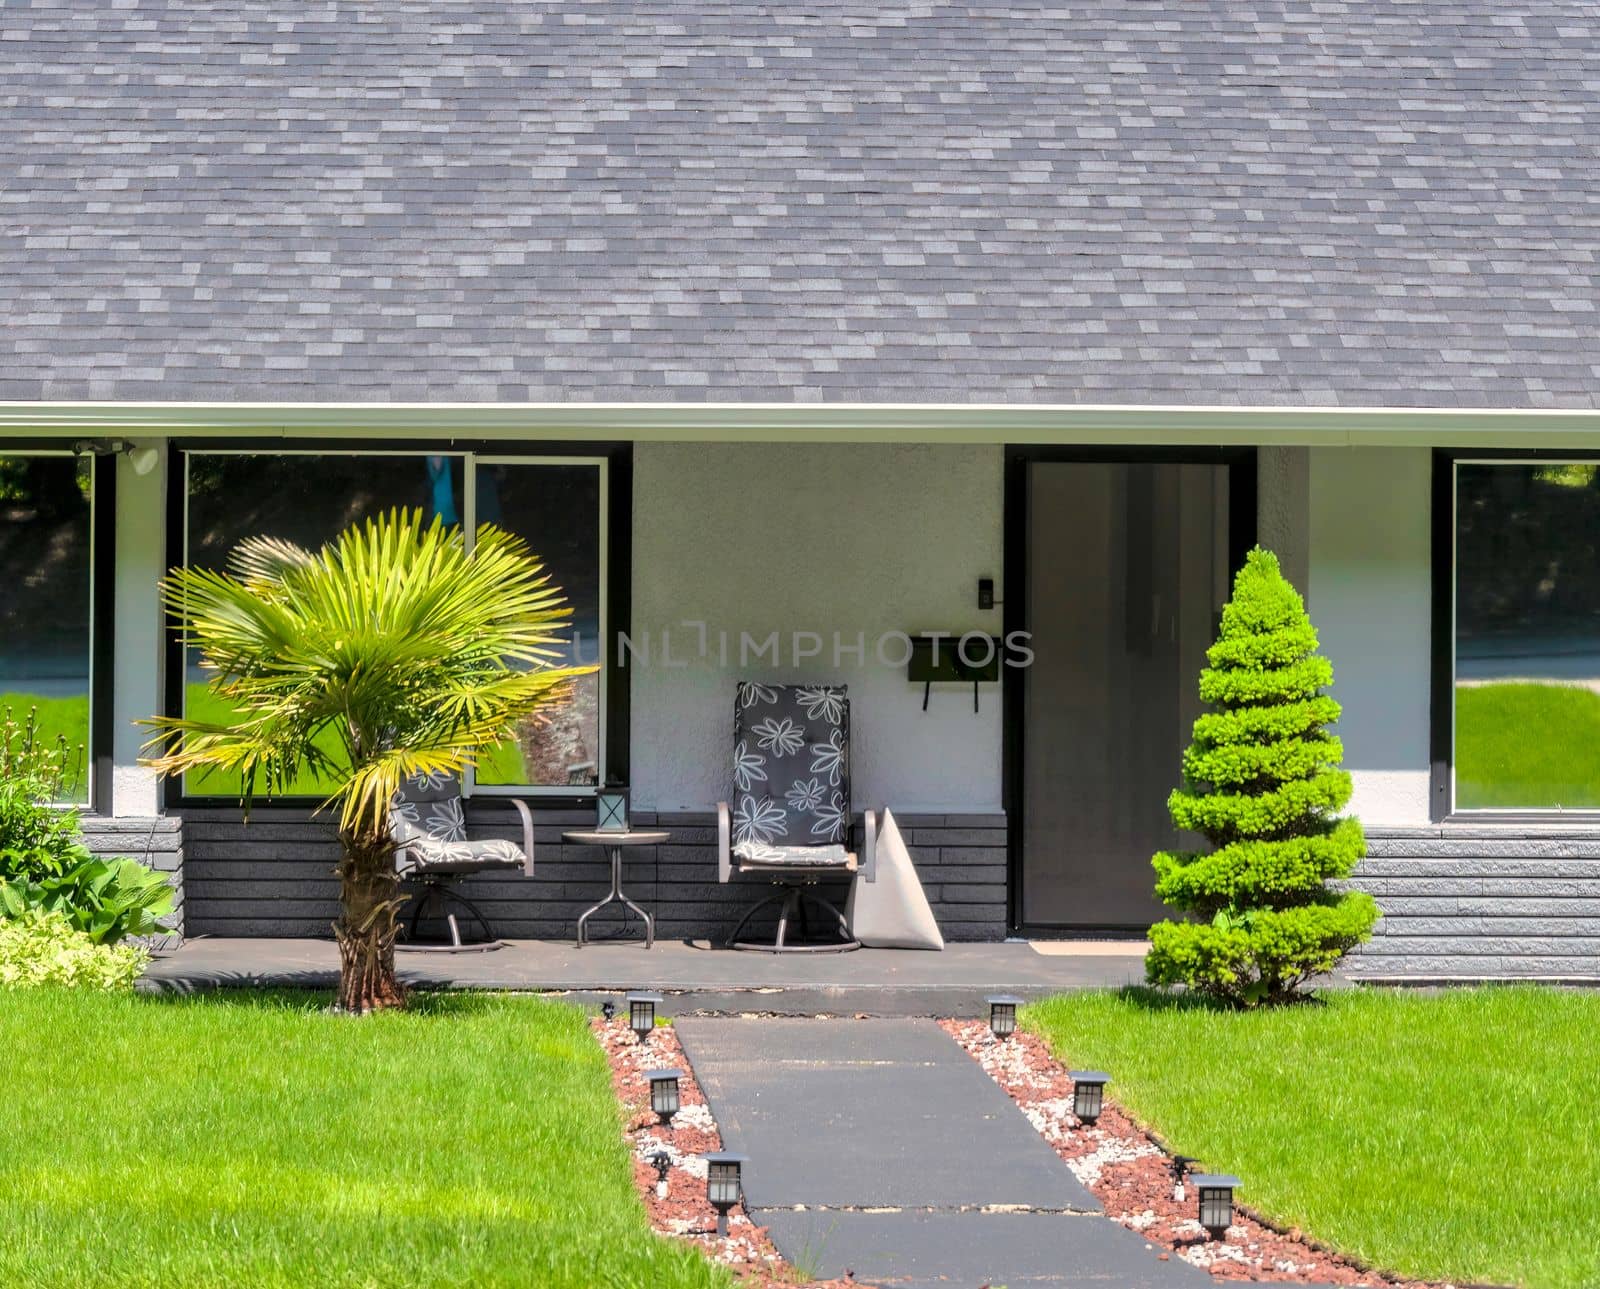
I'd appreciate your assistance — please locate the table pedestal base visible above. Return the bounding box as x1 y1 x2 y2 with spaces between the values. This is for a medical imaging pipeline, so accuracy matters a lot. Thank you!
577 845 655 949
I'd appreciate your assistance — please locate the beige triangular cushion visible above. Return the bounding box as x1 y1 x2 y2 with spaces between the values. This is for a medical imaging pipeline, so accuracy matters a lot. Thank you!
845 808 945 950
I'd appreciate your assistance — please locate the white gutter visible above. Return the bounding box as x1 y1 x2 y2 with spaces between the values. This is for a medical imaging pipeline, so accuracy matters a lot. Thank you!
6 400 1600 446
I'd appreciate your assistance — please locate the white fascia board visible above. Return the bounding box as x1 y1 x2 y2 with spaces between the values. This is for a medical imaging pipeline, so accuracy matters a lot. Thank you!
7 400 1600 446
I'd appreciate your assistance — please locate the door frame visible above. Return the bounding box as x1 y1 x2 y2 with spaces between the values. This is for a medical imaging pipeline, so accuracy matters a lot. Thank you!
1002 446 1259 936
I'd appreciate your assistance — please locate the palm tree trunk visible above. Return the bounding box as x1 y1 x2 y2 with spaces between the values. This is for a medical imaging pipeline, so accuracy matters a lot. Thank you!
333 828 407 1013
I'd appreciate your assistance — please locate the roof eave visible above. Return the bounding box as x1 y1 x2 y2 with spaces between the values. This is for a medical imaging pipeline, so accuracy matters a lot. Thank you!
6 400 1600 447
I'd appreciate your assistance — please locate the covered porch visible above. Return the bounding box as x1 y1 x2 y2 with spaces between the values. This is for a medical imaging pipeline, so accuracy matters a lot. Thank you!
138 935 1150 1016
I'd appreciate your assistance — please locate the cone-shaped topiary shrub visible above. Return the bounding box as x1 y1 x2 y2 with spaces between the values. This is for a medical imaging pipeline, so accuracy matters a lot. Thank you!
1146 547 1379 1006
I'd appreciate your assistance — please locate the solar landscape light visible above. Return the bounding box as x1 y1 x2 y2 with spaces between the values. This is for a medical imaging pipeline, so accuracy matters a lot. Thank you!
1171 1154 1198 1203
1191 1174 1240 1240
1067 1070 1109 1125
627 993 663 1043
645 1069 682 1126
704 1152 746 1237
601 999 616 1022
650 1150 672 1197
987 995 1024 1039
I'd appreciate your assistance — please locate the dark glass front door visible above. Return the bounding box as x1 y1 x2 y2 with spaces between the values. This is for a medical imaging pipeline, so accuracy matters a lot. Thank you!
1018 460 1236 930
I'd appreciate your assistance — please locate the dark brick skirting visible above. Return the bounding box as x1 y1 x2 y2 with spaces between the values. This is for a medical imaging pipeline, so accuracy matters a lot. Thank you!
179 807 1009 945
81 815 184 951
1348 828 1600 982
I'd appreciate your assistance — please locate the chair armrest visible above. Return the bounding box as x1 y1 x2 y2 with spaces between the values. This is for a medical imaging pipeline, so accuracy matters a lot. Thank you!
504 797 535 876
717 801 732 884
861 809 877 884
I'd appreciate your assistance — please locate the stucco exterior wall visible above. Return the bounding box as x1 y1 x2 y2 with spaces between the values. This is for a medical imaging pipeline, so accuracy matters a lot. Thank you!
1257 445 1310 595
1308 446 1433 827
629 441 1005 814
111 447 167 816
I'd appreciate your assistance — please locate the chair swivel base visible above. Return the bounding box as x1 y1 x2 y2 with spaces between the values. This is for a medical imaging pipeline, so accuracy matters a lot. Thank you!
729 886 860 953
397 879 506 954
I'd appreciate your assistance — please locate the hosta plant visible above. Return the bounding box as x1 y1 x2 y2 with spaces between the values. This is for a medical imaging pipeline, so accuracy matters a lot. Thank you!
1146 547 1379 1006
143 509 594 1014
1 856 175 944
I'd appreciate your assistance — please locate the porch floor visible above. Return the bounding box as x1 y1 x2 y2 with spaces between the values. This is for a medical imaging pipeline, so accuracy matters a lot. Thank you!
139 937 1148 1016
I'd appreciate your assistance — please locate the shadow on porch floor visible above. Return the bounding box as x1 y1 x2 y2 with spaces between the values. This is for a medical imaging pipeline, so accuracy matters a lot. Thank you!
138 938 1148 1017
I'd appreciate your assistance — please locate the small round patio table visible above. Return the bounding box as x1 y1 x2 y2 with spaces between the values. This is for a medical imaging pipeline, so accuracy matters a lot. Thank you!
564 829 670 949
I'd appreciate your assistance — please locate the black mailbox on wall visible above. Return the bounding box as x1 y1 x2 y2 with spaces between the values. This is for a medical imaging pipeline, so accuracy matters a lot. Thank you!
908 633 1001 711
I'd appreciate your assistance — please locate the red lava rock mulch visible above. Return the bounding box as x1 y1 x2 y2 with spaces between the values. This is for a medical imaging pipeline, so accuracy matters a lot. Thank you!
941 1019 1459 1288
593 1016 874 1289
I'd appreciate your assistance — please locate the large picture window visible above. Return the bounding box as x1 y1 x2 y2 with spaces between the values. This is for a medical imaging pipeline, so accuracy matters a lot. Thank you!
1453 459 1600 811
181 450 605 798
0 453 94 804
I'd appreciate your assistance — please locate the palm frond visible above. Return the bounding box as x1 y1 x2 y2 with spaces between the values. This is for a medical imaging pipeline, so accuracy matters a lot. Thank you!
141 508 599 827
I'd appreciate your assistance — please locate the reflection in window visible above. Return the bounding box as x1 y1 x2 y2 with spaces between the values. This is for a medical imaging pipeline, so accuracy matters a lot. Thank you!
1455 461 1600 809
182 452 603 795
186 453 460 573
0 455 92 803
474 462 603 788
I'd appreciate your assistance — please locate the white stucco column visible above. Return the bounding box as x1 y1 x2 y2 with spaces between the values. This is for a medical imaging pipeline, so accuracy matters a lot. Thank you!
110 441 168 816
1308 445 1433 827
1257 445 1311 597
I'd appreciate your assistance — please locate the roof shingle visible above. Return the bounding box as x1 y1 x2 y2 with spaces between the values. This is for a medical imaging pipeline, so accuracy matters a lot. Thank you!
3 1 1599 406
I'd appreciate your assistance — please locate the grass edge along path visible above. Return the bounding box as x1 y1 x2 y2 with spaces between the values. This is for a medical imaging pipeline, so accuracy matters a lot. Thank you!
0 990 730 1289
1026 986 1600 1289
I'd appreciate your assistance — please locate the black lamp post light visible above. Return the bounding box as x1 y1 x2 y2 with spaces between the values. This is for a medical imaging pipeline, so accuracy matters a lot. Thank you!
650 1150 672 1197
987 995 1024 1040
1067 1070 1109 1126
1171 1154 1198 1203
628 992 663 1043
1191 1174 1240 1241
704 1152 746 1237
645 1068 682 1127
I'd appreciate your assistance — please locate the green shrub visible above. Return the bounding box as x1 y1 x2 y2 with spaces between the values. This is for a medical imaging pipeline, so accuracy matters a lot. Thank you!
1 856 176 943
0 715 175 944
0 909 147 991
0 702 83 804
1146 548 1379 1006
0 711 85 877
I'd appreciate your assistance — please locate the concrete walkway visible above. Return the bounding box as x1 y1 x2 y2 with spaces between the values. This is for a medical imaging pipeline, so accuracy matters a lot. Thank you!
139 937 1147 1015
675 1017 1213 1288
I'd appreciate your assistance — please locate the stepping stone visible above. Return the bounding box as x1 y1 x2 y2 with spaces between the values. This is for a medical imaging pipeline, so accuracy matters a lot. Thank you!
676 1017 1097 1211
760 1209 1217 1288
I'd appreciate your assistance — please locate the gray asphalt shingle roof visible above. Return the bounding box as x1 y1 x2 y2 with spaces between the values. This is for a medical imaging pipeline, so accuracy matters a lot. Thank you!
3 1 1599 406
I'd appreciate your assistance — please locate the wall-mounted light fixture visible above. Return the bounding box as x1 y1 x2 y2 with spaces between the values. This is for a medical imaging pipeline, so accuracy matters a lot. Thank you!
69 438 159 475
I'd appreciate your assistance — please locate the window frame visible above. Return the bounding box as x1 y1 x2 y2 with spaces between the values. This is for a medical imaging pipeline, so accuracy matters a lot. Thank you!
1431 446 1600 822
163 437 630 811
0 443 110 811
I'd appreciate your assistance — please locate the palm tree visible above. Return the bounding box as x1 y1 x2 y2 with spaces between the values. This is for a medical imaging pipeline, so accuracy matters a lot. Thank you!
144 509 595 1013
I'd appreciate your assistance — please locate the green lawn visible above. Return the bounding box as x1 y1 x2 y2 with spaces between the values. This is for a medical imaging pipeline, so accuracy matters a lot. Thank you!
1027 987 1600 1289
1456 681 1600 809
182 684 527 796
0 990 726 1289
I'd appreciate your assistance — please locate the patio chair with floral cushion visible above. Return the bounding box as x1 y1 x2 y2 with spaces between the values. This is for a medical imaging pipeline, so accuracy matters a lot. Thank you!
717 682 876 952
389 769 534 952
